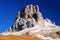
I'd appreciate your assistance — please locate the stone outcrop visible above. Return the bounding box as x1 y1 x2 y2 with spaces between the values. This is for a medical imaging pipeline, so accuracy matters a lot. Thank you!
6 5 44 32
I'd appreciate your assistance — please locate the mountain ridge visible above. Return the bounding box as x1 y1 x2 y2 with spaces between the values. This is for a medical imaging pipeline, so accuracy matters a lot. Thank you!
0 5 60 40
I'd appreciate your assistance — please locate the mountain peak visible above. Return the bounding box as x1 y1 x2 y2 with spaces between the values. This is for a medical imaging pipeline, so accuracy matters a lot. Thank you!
5 5 44 32
17 5 43 20
1 5 60 40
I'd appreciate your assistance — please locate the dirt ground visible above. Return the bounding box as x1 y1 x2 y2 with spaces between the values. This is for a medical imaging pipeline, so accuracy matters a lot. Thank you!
0 35 41 40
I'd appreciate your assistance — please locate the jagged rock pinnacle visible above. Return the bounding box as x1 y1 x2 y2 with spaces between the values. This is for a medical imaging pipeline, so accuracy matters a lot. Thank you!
6 5 44 32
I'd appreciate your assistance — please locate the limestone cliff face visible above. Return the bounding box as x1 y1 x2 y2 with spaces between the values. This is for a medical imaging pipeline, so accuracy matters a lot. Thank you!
6 5 44 32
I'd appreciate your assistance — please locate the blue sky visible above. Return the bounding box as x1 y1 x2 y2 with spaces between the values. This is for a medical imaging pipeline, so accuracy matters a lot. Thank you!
0 0 60 33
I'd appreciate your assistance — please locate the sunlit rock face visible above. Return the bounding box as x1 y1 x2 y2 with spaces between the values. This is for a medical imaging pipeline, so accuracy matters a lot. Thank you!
6 5 44 32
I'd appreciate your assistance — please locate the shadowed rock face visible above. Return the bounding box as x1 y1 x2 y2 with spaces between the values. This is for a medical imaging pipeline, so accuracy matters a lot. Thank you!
6 5 44 32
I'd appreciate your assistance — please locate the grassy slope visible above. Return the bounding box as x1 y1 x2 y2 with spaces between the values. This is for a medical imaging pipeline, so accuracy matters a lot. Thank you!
0 35 41 40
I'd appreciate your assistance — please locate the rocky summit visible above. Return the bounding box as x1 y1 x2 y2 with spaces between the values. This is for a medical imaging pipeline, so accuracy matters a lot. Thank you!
6 5 44 32
1 5 60 40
